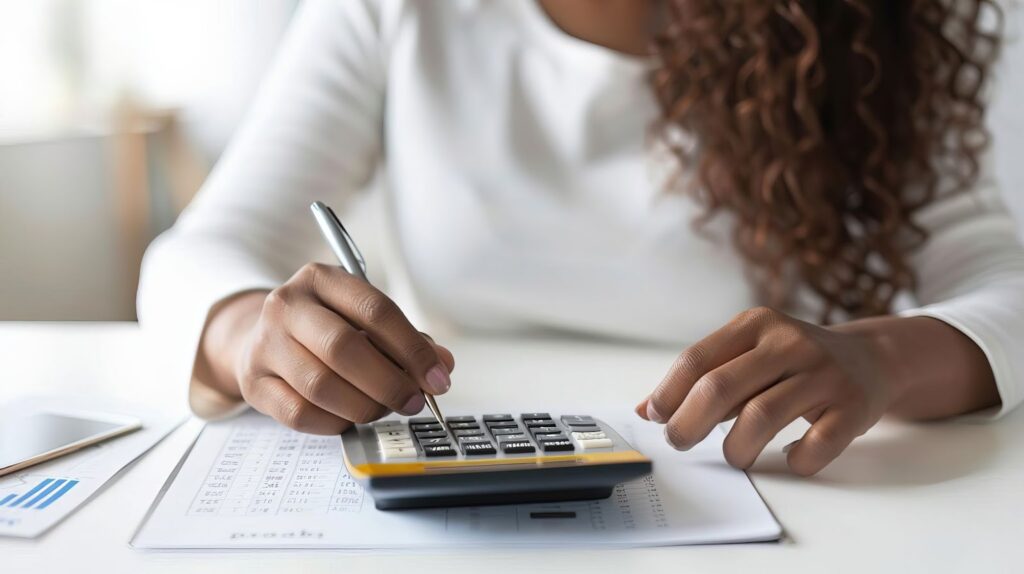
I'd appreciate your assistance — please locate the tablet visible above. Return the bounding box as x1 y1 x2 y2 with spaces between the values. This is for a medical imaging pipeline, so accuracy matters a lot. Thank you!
0 408 142 477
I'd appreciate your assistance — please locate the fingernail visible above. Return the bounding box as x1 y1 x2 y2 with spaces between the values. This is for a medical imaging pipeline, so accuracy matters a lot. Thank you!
634 401 648 419
782 440 798 454
646 402 664 424
401 393 425 415
664 426 691 451
425 364 451 394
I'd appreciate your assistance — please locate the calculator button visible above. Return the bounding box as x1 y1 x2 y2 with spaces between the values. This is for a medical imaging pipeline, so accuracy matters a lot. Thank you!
525 421 558 430
419 437 452 447
486 421 520 429
560 415 594 425
539 439 575 452
454 429 485 438
447 422 481 430
489 427 524 436
409 416 440 425
445 416 477 423
496 433 530 443
520 413 552 421
482 414 514 422
570 431 608 441
410 422 443 431
566 423 601 432
459 440 497 456
372 420 406 429
532 431 567 441
378 438 415 449
415 430 448 439
380 446 418 460
576 438 614 450
422 444 458 457
500 441 536 454
377 430 411 440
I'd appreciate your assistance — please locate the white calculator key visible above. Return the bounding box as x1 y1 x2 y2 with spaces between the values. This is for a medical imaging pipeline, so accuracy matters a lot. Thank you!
571 431 607 441
377 430 411 440
576 438 614 450
380 446 418 460
378 438 415 449
372 420 406 429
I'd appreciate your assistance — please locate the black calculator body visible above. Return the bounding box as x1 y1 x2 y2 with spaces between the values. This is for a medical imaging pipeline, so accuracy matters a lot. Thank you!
340 413 652 510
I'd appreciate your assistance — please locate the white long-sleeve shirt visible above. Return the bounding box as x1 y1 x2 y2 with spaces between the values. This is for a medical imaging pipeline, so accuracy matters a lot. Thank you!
138 0 1024 419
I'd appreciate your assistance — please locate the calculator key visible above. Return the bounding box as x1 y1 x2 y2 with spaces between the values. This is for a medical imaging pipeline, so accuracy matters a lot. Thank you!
445 416 478 423
539 439 575 452
489 426 523 435
520 413 552 421
576 438 614 450
454 429 485 438
372 420 406 429
565 423 601 432
500 441 536 454
482 414 514 422
560 415 594 425
410 422 443 430
570 431 608 441
378 438 415 449
377 430 411 440
461 441 497 456
409 416 441 425
532 431 567 441
415 430 448 439
380 446 418 460
419 437 452 447
496 433 530 443
448 422 481 430
486 421 520 429
422 444 458 457
525 421 558 430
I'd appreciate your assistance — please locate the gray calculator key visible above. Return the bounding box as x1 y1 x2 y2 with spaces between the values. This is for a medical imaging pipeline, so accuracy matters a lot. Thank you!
409 416 440 425
532 431 567 441
448 422 481 430
496 433 530 443
525 421 558 429
445 415 478 423
500 441 536 454
565 423 600 432
520 413 551 421
560 415 594 425
422 444 458 457
410 423 443 432
454 429 485 437
486 421 519 429
539 439 574 452
482 414 514 422
415 430 448 439
489 427 523 435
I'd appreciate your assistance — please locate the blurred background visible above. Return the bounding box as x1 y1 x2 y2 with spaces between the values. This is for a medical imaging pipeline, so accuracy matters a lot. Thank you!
1 0 1023 321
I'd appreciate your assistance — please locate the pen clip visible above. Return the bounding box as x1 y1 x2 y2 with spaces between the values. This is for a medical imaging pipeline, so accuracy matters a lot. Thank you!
321 203 367 275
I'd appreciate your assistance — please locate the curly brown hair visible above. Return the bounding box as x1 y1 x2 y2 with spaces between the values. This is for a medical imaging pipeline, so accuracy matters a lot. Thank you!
651 0 1002 321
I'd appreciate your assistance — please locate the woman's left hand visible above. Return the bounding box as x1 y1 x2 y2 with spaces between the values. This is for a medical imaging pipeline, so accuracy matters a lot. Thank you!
636 306 898 476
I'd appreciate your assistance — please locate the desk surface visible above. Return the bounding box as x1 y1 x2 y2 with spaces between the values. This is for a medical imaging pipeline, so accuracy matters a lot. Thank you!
1 322 1021 573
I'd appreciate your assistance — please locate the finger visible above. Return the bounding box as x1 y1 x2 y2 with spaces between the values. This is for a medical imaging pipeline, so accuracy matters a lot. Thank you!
647 308 777 423
786 407 864 476
420 332 456 373
303 264 452 395
635 396 651 420
663 346 789 450
722 373 834 469
285 304 425 414
269 335 417 421
241 374 350 435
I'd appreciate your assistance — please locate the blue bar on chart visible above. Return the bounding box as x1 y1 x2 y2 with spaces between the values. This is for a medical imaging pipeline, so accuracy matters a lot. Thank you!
1 478 79 510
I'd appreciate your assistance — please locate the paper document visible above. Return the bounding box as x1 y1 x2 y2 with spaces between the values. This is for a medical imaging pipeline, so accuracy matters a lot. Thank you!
132 411 780 548
0 396 182 538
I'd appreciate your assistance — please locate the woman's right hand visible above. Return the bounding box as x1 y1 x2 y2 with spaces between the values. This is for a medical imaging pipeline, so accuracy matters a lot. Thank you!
196 262 455 434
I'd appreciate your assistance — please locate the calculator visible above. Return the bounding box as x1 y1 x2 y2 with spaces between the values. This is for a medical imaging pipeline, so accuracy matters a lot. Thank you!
340 413 652 510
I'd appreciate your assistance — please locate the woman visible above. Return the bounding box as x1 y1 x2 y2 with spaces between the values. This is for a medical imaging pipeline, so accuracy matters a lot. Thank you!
139 0 1024 476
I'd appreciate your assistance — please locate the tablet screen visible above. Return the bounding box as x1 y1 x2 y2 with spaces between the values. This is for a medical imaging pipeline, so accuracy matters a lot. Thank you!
0 413 123 470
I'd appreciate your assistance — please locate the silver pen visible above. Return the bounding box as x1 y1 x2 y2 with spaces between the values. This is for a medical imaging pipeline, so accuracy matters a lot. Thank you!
310 201 448 428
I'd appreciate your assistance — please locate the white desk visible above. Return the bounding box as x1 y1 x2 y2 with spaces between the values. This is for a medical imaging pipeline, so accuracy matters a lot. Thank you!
2 322 1021 573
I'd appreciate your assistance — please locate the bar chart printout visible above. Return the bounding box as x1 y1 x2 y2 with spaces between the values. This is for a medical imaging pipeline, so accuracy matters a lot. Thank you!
0 478 79 510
